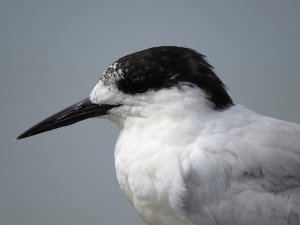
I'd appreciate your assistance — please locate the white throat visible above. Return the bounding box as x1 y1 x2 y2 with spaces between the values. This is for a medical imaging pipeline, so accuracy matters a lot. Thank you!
111 86 227 225
108 85 214 129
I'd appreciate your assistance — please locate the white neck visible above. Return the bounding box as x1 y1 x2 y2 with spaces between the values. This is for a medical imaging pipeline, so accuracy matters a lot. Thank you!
108 85 215 130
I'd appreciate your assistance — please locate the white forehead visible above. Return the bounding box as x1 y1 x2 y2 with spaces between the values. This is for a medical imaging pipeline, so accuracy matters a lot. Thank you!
89 63 125 104
89 77 208 107
89 79 122 105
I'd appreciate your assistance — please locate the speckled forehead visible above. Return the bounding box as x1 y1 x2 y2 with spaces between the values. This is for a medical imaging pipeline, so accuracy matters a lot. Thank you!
89 79 122 105
101 62 124 86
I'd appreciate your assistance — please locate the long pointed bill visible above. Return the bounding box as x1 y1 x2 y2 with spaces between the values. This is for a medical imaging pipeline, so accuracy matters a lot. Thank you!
17 98 117 140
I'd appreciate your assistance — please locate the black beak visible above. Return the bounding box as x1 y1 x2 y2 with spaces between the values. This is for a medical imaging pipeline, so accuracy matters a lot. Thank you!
17 98 117 140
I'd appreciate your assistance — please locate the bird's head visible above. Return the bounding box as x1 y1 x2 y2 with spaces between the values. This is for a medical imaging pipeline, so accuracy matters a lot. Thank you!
17 46 233 139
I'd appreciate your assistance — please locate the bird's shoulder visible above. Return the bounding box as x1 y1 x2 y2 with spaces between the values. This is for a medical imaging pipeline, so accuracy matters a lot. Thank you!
188 105 300 179
174 106 300 224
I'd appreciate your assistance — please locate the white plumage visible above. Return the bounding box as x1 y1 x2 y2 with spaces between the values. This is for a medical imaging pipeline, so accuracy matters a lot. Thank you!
18 46 300 225
90 82 300 225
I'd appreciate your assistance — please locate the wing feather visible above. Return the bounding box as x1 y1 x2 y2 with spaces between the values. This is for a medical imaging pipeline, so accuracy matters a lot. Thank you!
177 107 300 225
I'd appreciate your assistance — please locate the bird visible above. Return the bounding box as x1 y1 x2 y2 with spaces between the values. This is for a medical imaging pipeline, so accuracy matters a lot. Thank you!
17 46 300 225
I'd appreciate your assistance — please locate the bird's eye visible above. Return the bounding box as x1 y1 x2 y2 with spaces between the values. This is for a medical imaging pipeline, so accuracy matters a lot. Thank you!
134 82 148 93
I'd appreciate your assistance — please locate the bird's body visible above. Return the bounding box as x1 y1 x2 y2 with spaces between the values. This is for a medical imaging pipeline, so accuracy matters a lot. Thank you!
18 46 300 225
112 86 300 225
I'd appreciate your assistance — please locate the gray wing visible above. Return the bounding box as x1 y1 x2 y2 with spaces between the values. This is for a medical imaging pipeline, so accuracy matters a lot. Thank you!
179 116 300 225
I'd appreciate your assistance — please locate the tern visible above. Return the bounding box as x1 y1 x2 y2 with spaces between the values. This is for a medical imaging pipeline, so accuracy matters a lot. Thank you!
17 46 300 225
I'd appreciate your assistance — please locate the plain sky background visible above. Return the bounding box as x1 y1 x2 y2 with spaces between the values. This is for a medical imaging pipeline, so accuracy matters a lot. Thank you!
1 1 300 225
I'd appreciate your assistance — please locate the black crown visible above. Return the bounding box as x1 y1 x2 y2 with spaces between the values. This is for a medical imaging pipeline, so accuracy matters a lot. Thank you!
102 46 234 110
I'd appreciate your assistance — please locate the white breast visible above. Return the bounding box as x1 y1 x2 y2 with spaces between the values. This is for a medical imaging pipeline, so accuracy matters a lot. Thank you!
114 115 193 225
111 86 220 225
109 86 300 225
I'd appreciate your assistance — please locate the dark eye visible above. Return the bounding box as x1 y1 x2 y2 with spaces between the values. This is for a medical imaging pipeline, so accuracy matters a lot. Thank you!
134 82 148 93
116 78 150 95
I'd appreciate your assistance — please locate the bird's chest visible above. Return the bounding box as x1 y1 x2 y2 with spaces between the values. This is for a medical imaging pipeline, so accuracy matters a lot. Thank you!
114 124 190 225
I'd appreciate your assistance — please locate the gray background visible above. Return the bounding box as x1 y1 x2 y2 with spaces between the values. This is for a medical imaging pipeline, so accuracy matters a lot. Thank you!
1 1 300 225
